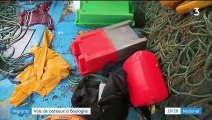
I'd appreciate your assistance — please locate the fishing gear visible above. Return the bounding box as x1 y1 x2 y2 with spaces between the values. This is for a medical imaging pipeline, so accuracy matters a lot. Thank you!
0 2 34 80
137 1 212 120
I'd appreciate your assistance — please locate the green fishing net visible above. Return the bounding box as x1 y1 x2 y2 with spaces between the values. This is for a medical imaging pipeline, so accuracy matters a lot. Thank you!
0 2 20 46
137 1 212 120
0 2 33 80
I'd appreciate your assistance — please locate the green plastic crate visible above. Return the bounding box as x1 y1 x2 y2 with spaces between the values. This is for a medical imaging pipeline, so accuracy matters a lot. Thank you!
75 1 134 27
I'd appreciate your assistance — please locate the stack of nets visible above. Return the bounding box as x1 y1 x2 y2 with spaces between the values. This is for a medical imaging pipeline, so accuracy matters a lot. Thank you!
137 1 212 120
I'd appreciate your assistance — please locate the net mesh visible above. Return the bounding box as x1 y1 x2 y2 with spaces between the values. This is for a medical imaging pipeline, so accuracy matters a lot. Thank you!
137 1 212 120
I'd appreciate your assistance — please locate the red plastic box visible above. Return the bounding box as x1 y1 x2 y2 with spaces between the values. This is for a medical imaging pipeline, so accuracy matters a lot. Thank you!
123 51 169 107
71 20 147 75
71 29 118 75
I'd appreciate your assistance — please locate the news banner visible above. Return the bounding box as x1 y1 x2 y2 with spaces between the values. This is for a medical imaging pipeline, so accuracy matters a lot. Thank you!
10 107 202 115
165 107 202 115
10 108 91 115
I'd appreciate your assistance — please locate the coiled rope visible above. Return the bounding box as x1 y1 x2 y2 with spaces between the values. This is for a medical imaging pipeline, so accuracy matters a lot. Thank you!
0 2 33 81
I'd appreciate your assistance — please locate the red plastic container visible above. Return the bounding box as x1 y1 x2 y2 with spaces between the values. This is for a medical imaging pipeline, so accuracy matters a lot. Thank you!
71 21 147 75
123 51 169 107
71 29 118 75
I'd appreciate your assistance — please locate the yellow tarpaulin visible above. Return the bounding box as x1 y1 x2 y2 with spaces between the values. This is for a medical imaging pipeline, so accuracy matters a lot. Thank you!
9 29 70 107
